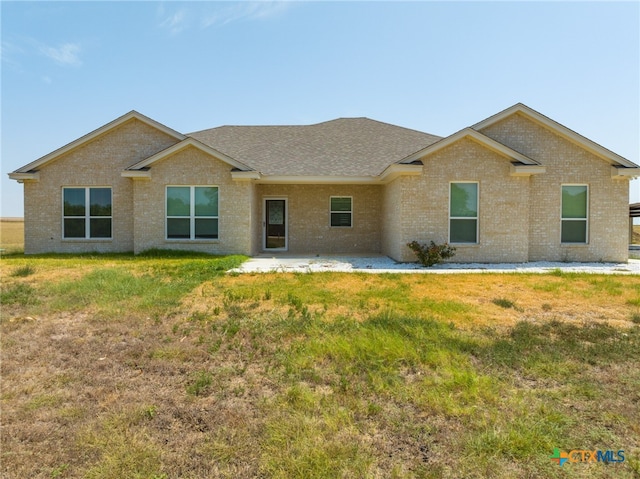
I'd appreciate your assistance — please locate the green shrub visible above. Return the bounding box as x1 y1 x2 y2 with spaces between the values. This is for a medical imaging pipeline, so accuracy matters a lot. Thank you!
407 240 456 267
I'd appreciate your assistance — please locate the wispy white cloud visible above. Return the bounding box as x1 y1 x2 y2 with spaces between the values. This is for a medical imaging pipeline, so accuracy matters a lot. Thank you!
159 8 188 35
205 2 295 29
202 1 293 28
246 1 293 20
1 41 25 70
2 40 22 58
157 2 294 35
40 42 82 66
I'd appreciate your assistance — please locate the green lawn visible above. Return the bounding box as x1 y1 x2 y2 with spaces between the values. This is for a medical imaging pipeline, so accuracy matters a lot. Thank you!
1 252 639 478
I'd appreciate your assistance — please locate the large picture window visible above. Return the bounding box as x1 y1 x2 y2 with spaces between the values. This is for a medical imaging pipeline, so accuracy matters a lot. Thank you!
166 186 218 240
449 182 478 243
330 197 352 227
63 187 112 239
561 185 588 243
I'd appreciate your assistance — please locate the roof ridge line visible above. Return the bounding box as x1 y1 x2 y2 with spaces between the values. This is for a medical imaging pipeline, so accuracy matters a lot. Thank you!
187 117 442 138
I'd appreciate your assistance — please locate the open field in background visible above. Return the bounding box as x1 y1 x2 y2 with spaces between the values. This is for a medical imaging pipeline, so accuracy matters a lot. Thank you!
633 225 640 245
1 252 639 478
0 219 24 254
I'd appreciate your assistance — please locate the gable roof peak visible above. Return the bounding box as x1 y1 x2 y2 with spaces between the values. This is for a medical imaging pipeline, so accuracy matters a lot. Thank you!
11 110 185 174
472 103 638 168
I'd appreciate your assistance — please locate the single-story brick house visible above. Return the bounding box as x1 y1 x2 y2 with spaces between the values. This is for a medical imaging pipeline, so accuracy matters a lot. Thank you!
9 103 640 262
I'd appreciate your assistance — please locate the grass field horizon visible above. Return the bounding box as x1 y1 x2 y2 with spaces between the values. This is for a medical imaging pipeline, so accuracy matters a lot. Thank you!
1 248 639 478
5 218 640 253
0 218 24 254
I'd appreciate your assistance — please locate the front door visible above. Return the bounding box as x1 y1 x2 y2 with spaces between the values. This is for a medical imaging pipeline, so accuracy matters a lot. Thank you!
264 199 287 250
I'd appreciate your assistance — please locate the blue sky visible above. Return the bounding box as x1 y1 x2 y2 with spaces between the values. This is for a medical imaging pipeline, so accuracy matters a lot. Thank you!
2 1 639 217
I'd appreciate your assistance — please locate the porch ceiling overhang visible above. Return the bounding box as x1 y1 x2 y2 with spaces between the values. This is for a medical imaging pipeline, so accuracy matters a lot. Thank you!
230 163 423 184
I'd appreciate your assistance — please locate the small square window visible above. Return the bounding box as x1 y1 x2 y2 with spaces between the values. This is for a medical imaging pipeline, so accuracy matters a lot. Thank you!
330 197 352 227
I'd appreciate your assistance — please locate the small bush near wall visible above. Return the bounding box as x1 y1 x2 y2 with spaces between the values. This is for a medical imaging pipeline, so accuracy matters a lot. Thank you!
407 240 456 267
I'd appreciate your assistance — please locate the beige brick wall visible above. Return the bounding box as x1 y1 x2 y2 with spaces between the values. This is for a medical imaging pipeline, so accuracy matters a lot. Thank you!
251 185 262 255
132 146 254 255
256 184 381 254
21 111 629 263
381 177 405 260
23 119 179 254
480 114 629 262
390 138 531 263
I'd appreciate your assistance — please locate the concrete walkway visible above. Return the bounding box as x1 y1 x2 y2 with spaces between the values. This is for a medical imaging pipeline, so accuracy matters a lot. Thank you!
230 254 640 274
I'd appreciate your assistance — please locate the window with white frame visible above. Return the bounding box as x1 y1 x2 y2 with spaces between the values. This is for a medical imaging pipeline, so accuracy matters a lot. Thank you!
449 182 478 243
330 196 352 227
63 187 112 239
166 186 218 240
561 185 588 243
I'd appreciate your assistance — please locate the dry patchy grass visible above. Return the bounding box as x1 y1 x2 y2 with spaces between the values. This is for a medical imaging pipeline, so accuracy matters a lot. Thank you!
0 219 24 253
199 272 640 329
2 256 640 478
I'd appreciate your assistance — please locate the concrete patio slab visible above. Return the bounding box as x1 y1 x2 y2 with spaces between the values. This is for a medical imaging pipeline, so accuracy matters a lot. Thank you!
230 254 640 274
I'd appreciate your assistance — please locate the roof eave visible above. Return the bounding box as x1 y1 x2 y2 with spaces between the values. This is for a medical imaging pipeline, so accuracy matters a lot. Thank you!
231 171 262 181
8 171 40 183
121 170 151 180
611 167 640 179
510 163 546 177
379 163 423 183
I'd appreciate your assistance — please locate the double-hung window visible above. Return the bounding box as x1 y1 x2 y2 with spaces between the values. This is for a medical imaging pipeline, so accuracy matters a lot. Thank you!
330 197 352 227
166 186 218 240
561 185 588 243
63 187 112 239
449 182 478 243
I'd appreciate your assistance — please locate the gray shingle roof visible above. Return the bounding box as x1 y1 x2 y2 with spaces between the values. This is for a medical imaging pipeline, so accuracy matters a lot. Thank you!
187 118 441 176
